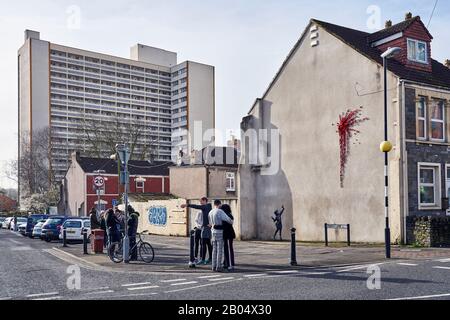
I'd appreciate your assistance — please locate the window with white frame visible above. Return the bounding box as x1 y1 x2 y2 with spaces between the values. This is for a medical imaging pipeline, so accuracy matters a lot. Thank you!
226 172 236 192
407 39 427 64
430 99 445 141
417 96 427 140
418 163 441 208
136 180 145 193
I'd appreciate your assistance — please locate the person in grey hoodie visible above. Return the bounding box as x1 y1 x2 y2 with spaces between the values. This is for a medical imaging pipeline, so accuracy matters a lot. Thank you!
208 200 233 272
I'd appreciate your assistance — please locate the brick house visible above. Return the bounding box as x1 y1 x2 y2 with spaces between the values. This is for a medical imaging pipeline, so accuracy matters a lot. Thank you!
239 14 450 245
0 194 18 212
59 152 171 216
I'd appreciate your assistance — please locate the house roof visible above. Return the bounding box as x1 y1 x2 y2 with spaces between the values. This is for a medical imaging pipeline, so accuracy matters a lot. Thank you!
312 18 450 90
367 16 433 43
76 156 171 176
249 17 450 113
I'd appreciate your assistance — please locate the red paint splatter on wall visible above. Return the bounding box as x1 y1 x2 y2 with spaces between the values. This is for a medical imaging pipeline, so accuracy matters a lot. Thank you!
332 107 369 188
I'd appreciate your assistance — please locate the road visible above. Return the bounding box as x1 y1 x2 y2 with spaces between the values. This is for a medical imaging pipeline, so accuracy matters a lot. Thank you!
1 229 450 300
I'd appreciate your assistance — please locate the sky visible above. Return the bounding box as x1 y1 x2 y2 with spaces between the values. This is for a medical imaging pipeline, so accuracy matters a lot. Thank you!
0 0 448 189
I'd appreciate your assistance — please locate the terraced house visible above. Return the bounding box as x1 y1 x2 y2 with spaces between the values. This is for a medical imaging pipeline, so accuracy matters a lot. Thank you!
239 14 450 246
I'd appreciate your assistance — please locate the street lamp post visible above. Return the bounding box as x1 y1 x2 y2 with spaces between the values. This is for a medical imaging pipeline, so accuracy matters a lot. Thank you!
380 47 401 259
114 144 131 264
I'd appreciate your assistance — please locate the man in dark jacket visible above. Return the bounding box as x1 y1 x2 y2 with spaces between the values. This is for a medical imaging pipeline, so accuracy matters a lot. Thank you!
127 205 140 261
105 209 120 244
89 207 101 230
181 197 213 264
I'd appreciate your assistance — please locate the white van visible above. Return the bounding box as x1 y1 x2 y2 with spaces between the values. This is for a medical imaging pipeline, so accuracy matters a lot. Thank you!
59 219 91 241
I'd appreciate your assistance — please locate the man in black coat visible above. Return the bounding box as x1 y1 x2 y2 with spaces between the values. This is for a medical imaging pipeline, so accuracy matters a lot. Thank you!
127 205 140 261
89 207 101 230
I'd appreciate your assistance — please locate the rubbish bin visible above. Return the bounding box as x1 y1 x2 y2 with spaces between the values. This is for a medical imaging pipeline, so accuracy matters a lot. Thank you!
91 229 105 254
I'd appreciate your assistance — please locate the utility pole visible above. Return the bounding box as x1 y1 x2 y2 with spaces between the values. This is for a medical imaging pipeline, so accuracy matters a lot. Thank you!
115 144 131 264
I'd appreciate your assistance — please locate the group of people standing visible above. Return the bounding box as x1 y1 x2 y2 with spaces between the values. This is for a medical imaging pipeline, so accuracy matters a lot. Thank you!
88 205 140 260
182 198 236 272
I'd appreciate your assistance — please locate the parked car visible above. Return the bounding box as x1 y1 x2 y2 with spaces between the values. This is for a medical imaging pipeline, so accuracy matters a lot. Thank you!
0 217 5 227
59 218 91 242
32 220 47 239
18 223 27 235
41 216 71 242
10 217 28 231
25 214 49 237
2 217 13 229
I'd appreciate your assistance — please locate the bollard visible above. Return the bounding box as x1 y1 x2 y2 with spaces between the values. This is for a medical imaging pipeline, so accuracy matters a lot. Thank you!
347 224 351 247
324 223 329 247
63 228 68 248
188 229 196 268
290 228 298 266
83 229 88 255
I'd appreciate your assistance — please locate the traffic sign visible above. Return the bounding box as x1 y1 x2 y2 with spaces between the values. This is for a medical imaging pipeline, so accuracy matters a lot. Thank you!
94 176 105 188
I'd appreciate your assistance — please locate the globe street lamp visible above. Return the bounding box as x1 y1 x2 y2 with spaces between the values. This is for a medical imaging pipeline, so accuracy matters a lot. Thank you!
380 47 401 259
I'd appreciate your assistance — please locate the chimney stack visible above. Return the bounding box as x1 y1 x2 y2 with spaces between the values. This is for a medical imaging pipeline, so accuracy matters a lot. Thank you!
405 12 413 20
445 59 450 68
385 20 393 28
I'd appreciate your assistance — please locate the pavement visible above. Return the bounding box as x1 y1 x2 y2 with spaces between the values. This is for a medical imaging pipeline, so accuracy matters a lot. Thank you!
1 228 450 300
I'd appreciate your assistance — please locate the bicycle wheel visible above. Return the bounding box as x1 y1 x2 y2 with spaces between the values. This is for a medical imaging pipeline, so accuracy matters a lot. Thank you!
139 242 155 264
108 241 124 263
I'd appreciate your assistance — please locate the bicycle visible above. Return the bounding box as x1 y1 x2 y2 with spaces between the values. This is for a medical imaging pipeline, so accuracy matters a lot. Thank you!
108 230 155 264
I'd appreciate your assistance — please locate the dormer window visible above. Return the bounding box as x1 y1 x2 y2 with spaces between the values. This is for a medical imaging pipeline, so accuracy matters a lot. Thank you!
407 39 427 64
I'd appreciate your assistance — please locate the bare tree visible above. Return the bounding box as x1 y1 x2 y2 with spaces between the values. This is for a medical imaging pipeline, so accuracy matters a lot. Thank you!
17 127 59 209
82 117 158 161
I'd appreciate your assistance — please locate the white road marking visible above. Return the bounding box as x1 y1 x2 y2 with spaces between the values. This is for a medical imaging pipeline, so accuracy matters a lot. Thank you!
160 279 187 283
397 263 419 266
33 296 62 301
127 286 160 291
9 239 23 245
336 263 384 273
165 279 242 293
11 246 33 251
274 270 299 274
121 282 153 287
107 293 159 299
84 290 115 295
388 293 450 301
26 292 59 298
170 281 198 286
433 266 450 270
0 297 12 300
435 258 450 263
244 274 268 278
248 275 283 279
197 275 222 279
208 277 235 282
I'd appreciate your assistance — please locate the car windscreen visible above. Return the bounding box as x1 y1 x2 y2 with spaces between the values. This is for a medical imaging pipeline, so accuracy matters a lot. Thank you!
64 221 82 228
84 221 91 228
29 216 44 224
44 218 64 226
17 218 28 223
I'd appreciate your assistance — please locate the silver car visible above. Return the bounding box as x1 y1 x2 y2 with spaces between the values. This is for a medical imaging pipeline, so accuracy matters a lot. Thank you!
32 220 47 239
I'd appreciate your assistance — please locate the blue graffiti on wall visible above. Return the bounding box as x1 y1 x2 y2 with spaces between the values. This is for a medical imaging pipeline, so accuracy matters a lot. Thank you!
148 206 168 226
